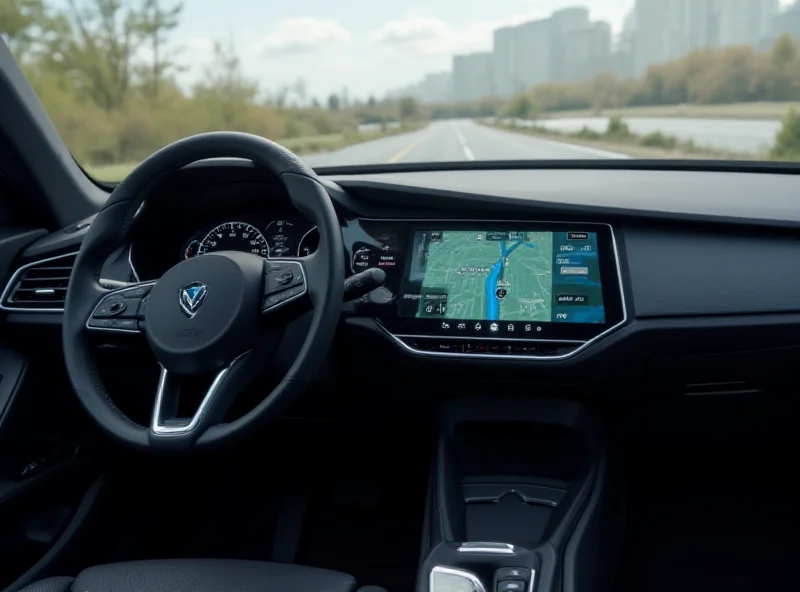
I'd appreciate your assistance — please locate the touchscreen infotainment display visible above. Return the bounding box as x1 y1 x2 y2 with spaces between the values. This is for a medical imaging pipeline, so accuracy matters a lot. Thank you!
397 230 605 326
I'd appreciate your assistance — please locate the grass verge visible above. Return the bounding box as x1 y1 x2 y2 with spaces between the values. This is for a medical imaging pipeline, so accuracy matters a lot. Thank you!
545 101 800 121
84 124 426 182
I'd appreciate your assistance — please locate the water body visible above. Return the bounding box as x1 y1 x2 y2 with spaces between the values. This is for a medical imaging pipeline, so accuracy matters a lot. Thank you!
536 117 781 154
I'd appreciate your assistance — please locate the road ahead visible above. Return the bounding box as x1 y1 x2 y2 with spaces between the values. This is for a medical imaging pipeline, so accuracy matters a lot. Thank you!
302 119 627 167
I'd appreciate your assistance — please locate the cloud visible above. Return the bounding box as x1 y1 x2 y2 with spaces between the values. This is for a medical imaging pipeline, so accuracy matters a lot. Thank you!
370 15 452 53
369 11 554 56
251 18 351 56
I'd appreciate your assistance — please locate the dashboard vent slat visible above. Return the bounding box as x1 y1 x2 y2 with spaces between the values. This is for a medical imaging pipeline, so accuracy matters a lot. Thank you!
2 254 77 311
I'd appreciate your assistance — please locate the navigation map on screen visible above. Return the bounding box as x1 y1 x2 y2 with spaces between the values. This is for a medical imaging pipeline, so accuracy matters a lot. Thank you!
399 230 606 325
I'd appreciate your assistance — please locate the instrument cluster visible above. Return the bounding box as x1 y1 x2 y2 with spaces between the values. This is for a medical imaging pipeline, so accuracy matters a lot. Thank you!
182 215 319 261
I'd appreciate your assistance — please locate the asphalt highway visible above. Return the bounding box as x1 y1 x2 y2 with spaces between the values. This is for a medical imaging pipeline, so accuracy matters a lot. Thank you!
302 119 628 168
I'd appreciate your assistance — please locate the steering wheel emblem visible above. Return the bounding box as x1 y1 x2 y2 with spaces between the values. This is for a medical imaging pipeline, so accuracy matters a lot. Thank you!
179 282 208 318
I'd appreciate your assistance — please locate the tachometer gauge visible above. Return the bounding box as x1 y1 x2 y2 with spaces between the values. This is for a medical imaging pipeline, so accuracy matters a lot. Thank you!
198 222 269 257
298 227 319 257
183 239 200 259
265 220 296 257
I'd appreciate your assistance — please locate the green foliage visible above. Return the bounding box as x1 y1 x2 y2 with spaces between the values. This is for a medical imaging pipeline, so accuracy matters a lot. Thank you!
501 36 800 115
769 108 800 160
605 115 631 140
399 96 420 121
501 93 538 120
639 131 678 149
2 0 423 175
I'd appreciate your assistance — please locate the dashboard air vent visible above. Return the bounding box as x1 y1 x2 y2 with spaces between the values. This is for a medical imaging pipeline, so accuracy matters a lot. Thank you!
1 253 77 311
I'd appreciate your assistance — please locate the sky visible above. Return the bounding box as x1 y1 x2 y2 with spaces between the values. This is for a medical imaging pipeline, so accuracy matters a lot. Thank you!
167 0 794 102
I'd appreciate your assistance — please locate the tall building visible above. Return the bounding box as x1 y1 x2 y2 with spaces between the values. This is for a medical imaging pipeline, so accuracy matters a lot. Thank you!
717 0 779 47
634 0 701 75
609 9 637 78
564 21 612 82
774 1 800 41
493 27 517 98
514 19 551 90
452 52 494 102
385 72 452 104
634 0 780 75
549 7 591 81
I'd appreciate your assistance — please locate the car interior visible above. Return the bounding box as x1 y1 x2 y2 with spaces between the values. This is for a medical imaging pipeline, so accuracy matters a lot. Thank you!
0 34 798 592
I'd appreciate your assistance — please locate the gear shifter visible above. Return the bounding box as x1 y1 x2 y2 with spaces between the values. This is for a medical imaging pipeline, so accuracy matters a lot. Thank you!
421 542 537 592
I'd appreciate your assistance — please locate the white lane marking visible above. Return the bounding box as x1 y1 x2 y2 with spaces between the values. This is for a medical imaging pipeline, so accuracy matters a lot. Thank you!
452 122 476 160
531 136 631 159
452 123 467 146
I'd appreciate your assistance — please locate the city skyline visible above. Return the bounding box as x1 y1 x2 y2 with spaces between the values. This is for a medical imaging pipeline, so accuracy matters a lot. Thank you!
393 0 799 105
154 0 791 102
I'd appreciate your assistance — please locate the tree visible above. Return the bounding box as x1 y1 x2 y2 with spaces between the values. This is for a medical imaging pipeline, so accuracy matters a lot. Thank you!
193 38 258 129
135 0 182 100
327 93 340 111
502 93 538 120
0 0 46 58
399 96 419 120
770 108 800 160
367 95 377 107
45 0 148 111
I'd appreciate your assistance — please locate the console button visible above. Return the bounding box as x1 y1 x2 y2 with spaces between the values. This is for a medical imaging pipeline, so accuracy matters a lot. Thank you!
497 580 526 592
497 568 531 581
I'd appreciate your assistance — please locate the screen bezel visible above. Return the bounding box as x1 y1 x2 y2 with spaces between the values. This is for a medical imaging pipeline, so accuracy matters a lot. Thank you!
372 221 626 343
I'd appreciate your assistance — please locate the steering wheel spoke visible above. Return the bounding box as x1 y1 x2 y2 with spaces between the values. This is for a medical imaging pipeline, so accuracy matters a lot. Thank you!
86 281 156 335
151 352 251 443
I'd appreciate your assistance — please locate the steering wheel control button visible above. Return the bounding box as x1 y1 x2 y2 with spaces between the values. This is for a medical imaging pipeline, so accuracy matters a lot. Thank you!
108 301 128 316
122 285 152 299
497 581 526 592
275 269 294 286
496 569 531 582
262 260 306 312
88 318 138 331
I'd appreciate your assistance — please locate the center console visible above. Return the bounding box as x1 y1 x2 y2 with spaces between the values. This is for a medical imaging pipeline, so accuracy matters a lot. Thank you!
341 220 627 360
415 398 623 592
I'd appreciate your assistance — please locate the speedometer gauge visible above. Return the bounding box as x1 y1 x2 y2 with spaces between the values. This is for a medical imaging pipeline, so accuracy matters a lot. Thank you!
198 222 269 257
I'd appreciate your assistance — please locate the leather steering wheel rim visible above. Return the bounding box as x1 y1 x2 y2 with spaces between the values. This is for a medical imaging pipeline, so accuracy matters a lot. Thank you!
62 132 344 452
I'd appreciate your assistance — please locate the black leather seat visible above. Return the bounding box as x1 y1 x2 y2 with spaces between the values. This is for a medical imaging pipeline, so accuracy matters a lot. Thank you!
18 559 385 592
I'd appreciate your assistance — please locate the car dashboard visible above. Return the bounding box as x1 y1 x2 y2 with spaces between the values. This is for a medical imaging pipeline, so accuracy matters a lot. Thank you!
3 161 800 399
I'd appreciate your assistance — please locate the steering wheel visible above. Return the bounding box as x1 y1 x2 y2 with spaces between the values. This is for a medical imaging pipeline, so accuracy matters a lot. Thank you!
62 132 344 453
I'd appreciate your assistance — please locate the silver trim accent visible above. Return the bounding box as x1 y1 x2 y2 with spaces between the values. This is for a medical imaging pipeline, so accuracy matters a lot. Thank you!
430 566 487 592
393 332 585 344
128 245 141 282
85 281 157 334
0 252 78 313
529 570 537 592
262 260 308 313
365 220 628 361
151 351 250 436
297 226 319 257
457 542 516 554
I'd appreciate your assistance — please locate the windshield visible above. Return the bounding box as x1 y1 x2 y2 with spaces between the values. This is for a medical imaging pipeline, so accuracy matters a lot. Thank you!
3 0 800 181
